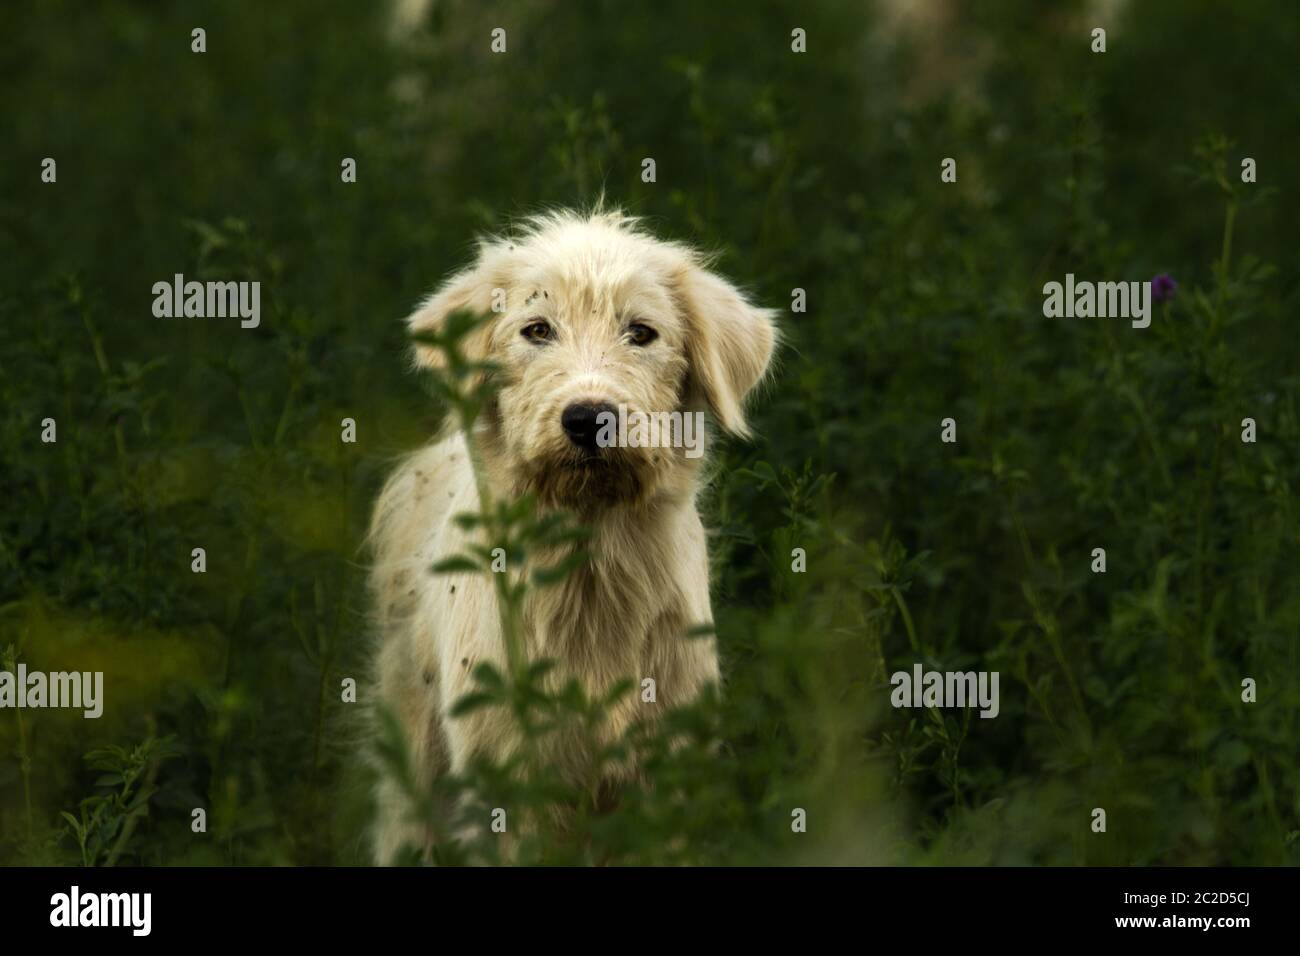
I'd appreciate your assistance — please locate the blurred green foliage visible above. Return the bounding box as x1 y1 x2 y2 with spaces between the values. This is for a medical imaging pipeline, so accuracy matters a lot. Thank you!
1 0 1297 865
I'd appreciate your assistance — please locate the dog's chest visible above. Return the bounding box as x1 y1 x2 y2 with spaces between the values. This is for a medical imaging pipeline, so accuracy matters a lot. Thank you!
528 530 686 661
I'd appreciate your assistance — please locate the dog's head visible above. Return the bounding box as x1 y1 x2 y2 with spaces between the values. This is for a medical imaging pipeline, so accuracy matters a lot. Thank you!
406 209 778 510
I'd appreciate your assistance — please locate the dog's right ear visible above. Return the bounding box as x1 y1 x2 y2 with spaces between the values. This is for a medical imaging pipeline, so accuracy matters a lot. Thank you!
672 261 778 439
407 240 514 370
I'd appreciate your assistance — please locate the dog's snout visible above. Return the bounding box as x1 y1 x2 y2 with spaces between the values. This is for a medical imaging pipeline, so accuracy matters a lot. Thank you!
561 402 616 451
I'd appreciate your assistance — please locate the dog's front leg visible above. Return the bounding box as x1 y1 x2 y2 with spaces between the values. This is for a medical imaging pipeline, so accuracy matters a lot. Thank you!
372 636 448 865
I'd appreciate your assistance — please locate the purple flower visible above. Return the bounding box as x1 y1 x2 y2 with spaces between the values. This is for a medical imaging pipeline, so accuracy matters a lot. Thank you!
1152 273 1178 303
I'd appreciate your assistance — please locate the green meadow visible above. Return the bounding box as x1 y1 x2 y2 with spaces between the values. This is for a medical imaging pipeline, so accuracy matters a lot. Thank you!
1 0 1297 865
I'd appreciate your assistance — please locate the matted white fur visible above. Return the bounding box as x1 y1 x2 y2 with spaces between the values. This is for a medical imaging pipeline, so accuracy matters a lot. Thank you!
368 209 777 862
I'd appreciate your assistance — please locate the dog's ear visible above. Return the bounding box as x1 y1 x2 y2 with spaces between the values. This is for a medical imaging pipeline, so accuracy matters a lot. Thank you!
675 262 778 438
407 240 514 370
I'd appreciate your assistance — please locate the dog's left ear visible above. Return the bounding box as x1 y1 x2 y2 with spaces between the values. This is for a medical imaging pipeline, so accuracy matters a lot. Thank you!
406 239 514 371
674 263 778 438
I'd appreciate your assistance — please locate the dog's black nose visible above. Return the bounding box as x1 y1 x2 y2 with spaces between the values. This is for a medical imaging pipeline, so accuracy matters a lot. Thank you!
561 402 616 452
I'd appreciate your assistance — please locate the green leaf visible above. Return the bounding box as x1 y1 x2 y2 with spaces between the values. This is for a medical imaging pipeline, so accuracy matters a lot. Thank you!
449 692 497 716
431 555 481 575
531 551 588 586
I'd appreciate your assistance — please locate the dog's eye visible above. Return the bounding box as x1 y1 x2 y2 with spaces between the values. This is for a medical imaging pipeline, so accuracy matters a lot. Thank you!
521 320 553 343
627 323 658 346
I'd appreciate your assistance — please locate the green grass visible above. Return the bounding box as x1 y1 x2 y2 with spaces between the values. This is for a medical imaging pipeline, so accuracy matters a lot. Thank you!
1 0 1298 865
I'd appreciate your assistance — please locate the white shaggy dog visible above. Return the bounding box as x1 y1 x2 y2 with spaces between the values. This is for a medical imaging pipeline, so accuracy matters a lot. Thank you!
368 209 777 862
